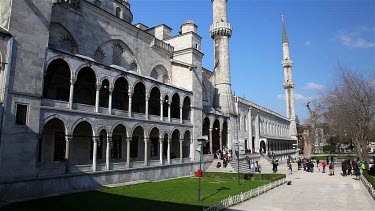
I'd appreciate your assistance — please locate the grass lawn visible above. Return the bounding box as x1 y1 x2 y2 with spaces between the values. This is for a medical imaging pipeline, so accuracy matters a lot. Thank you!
1 176 274 211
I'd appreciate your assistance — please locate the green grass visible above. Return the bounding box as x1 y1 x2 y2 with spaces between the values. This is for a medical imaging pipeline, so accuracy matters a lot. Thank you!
1 174 283 211
363 170 375 187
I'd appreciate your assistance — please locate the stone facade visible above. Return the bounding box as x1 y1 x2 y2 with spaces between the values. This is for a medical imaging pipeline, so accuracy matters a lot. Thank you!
0 0 297 201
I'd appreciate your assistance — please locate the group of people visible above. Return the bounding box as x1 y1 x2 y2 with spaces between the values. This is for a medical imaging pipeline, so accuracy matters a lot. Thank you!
215 148 233 168
249 160 262 173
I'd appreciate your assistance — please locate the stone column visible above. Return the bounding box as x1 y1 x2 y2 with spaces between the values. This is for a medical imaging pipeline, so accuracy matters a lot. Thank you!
248 108 253 149
145 94 149 120
190 139 194 162
144 138 149 166
126 138 131 168
179 140 183 163
106 136 112 170
68 79 75 109
92 137 98 172
209 128 213 154
95 85 100 113
167 139 171 164
128 92 132 118
108 88 113 115
168 103 171 122
65 136 73 173
160 99 163 121
159 137 163 165
255 113 260 149
219 129 223 151
180 104 183 123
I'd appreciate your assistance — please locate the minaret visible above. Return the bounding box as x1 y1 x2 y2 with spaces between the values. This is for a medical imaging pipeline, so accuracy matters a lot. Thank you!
210 0 235 115
281 15 297 138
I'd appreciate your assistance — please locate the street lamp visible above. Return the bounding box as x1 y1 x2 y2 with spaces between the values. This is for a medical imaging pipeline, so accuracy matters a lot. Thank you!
196 135 208 201
234 142 240 185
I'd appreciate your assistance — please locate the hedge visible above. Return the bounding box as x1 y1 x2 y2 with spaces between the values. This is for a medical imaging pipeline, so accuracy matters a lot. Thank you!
203 172 286 182
363 170 375 187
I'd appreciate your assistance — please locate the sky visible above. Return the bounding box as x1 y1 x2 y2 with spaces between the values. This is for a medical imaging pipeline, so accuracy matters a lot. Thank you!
130 0 375 123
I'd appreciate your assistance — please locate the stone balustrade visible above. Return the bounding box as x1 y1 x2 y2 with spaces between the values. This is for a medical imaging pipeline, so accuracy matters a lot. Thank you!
210 22 232 38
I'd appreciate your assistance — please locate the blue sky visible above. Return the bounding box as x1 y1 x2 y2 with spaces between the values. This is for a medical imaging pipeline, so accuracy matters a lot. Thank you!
131 0 375 123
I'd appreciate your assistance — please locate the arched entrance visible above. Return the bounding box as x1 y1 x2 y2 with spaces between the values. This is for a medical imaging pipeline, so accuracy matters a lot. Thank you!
222 121 228 149
260 140 266 154
149 127 160 160
71 121 94 165
171 129 180 160
112 124 126 162
39 118 67 166
183 130 191 158
131 125 145 161
202 117 210 154
212 119 220 153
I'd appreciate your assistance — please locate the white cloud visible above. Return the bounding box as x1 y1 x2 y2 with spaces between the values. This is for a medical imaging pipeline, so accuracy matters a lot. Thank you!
277 93 321 102
304 41 311 46
338 27 375 48
303 82 325 91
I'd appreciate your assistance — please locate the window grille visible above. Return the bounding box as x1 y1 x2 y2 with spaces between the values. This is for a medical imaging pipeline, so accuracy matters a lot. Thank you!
94 48 105 63
59 35 77 54
112 43 124 66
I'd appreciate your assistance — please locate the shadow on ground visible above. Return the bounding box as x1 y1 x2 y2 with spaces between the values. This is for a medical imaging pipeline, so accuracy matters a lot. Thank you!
0 190 206 211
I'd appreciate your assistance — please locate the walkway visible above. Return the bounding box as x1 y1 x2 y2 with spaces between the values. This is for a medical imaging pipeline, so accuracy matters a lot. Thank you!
226 161 375 211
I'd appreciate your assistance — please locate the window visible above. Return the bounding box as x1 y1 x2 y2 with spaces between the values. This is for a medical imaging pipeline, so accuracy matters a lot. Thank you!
59 35 77 54
16 104 28 125
116 7 121 18
112 43 124 66
94 48 105 63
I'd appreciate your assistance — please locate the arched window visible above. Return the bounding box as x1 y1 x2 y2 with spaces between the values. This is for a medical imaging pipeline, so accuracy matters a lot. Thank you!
43 59 71 102
112 43 124 66
130 61 137 71
94 48 105 63
162 74 169 83
59 35 77 54
73 67 96 105
115 7 121 18
151 69 158 80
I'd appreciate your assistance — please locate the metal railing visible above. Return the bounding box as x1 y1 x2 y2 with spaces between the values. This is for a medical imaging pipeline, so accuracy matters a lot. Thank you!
204 177 287 211
360 174 375 199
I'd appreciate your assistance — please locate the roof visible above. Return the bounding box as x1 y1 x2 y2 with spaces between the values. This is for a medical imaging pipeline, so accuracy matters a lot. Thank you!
282 15 288 44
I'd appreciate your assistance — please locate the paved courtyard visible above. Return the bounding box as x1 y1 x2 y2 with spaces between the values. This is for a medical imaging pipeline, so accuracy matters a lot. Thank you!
227 161 375 211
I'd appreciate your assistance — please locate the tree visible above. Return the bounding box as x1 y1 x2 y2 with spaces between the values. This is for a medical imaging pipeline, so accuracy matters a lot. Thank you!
322 67 375 162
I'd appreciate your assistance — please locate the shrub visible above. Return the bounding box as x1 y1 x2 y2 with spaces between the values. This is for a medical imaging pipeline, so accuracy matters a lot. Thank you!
203 172 285 182
363 170 375 187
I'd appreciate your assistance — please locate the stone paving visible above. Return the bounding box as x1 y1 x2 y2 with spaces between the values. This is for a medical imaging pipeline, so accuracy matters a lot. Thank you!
226 161 375 211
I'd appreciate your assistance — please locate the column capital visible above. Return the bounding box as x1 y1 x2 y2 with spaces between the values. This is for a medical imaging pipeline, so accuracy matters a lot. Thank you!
66 136 74 142
70 78 76 85
179 139 184 144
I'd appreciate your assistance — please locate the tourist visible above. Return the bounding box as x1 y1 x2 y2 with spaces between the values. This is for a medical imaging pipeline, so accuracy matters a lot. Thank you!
329 163 334 176
322 161 327 173
341 161 347 177
364 161 369 170
354 165 361 180
288 163 292 175
250 162 256 173
316 159 320 172
326 156 329 165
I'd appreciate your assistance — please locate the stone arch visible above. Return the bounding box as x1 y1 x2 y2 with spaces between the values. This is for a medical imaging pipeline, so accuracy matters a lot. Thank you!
71 121 95 165
222 120 228 149
148 86 161 116
45 56 74 79
182 96 191 120
42 114 69 135
110 122 128 137
212 119 221 153
71 118 95 136
150 64 169 83
43 58 71 102
149 126 160 158
97 126 109 136
112 76 129 111
171 129 180 159
132 81 146 114
171 92 180 119
183 130 191 158
163 94 170 118
73 66 98 106
48 22 79 54
94 39 138 71
131 124 146 160
202 116 210 154
99 78 110 108
112 123 127 161
39 118 68 164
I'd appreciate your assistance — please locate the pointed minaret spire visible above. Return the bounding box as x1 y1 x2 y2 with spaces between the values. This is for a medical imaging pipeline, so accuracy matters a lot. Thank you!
281 15 297 139
282 15 289 44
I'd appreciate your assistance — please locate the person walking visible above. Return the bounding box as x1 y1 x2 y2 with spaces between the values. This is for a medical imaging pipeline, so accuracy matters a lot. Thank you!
322 161 327 173
329 163 334 176
288 163 293 175
341 161 347 177
354 165 361 180
316 160 320 172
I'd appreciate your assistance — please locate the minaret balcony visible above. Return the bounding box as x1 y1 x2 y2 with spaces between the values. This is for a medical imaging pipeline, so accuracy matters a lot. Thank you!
210 22 232 38
282 59 293 68
283 82 295 89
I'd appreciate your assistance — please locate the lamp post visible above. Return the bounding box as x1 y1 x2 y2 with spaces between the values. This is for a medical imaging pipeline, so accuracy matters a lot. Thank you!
197 135 208 201
234 142 240 185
